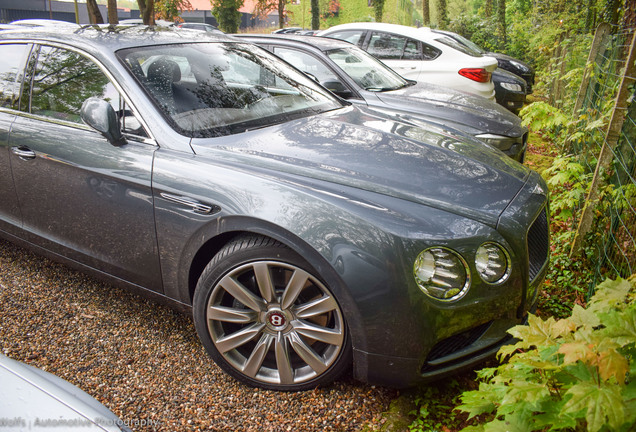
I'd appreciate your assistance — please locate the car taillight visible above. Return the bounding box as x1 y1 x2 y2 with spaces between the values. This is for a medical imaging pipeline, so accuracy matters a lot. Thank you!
458 68 491 83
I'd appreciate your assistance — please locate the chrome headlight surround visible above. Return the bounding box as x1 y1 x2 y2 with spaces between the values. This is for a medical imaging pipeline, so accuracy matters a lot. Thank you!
413 247 470 302
500 82 524 92
475 242 511 285
475 134 519 152
508 59 530 72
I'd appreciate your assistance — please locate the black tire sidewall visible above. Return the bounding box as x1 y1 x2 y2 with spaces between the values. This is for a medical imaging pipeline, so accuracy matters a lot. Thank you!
192 235 352 391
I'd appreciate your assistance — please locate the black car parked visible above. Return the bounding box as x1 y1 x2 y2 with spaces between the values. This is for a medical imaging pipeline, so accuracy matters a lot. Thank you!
492 67 527 114
238 34 528 161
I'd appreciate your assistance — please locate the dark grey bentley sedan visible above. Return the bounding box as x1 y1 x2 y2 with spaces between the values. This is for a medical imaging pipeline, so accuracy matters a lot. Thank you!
0 25 549 391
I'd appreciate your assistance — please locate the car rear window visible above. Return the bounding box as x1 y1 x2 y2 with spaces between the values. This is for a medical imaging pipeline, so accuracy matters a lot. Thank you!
433 35 482 57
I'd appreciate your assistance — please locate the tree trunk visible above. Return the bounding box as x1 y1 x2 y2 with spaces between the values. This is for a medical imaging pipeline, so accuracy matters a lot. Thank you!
622 0 636 32
108 0 119 24
278 0 285 28
86 0 104 24
437 0 447 29
422 0 430 26
497 0 506 44
484 0 493 17
311 0 319 29
373 0 384 22
138 0 155 25
604 0 621 27
584 0 596 33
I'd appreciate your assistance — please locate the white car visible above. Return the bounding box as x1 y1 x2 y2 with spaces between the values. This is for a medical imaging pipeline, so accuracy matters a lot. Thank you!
0 354 131 431
317 22 498 100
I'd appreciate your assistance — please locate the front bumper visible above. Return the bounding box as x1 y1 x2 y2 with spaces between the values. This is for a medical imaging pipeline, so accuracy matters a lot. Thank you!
353 269 544 388
351 172 549 388
495 87 526 113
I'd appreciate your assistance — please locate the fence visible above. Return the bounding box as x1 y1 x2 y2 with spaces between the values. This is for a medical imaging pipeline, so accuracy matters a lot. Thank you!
550 23 636 293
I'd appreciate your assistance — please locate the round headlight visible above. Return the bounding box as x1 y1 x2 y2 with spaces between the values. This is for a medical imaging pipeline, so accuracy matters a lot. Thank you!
501 82 524 92
414 247 470 301
475 242 511 284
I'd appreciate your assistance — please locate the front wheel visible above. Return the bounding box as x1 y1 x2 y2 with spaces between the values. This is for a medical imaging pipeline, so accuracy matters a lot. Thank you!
193 235 351 391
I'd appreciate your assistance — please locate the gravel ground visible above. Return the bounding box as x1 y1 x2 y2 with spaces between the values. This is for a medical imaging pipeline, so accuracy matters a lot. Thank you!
0 239 398 431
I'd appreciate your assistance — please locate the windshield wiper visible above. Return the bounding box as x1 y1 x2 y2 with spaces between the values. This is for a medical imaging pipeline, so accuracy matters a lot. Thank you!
365 86 403 92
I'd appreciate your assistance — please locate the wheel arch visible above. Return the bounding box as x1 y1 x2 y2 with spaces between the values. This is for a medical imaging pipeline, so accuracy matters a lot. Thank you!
179 215 369 354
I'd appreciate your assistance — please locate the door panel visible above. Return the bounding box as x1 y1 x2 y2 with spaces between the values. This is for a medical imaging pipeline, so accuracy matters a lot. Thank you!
9 117 161 289
8 44 162 291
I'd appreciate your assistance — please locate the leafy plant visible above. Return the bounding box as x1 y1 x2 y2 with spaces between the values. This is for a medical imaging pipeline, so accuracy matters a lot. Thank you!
540 229 589 318
543 155 590 225
457 276 636 432
520 102 570 143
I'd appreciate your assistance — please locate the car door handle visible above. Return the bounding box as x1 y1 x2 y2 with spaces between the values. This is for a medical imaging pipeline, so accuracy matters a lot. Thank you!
11 146 36 160
160 193 220 215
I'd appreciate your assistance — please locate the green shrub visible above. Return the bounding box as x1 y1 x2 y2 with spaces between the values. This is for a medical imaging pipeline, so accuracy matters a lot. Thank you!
457 276 636 432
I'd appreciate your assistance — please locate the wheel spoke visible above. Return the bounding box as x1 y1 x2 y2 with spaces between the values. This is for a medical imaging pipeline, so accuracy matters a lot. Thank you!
280 268 310 310
203 253 346 388
275 333 294 384
215 322 265 353
242 333 273 378
208 305 257 324
219 274 266 312
253 262 276 303
289 332 327 375
293 320 343 346
294 295 338 319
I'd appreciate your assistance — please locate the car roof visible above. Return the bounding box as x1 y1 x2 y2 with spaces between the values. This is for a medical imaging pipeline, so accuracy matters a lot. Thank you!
0 25 238 53
237 34 354 51
318 22 437 42
9 19 81 27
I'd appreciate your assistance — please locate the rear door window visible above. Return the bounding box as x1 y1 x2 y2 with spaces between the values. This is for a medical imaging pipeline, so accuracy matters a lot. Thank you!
0 43 30 110
367 32 407 60
366 32 440 61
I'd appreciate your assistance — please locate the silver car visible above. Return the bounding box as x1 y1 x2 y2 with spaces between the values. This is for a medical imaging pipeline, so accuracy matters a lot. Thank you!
0 354 132 431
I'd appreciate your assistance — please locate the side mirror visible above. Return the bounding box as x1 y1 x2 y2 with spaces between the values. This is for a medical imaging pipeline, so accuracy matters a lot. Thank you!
321 80 353 99
80 97 127 146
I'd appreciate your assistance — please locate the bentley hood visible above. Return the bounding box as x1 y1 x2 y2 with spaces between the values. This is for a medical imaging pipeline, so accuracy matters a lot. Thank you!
192 106 531 225
370 81 526 138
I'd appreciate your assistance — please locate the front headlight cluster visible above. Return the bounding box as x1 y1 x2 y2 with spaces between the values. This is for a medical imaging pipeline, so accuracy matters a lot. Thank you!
500 82 524 92
413 243 511 301
475 134 519 152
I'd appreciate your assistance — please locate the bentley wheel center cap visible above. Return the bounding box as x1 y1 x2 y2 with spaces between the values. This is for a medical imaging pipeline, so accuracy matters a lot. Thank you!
266 311 287 329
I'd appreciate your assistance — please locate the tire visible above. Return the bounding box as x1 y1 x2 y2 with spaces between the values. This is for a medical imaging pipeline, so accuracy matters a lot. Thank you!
193 235 351 391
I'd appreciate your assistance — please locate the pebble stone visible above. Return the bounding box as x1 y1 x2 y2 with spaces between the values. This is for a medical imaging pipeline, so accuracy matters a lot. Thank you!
0 239 398 431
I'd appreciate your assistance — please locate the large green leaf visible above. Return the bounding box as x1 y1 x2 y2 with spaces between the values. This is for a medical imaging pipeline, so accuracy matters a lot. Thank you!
588 279 632 313
457 384 499 419
562 381 625 432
